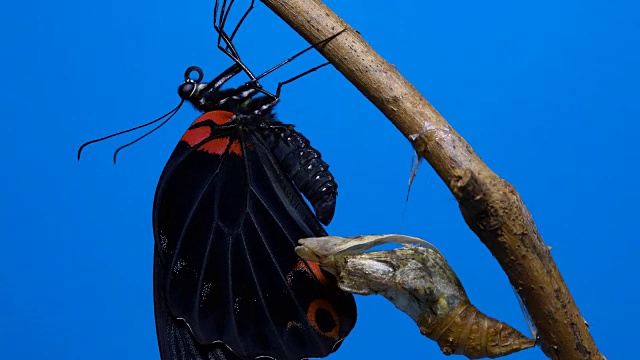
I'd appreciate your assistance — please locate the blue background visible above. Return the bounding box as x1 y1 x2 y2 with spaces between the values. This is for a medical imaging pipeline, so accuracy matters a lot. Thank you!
1 0 636 358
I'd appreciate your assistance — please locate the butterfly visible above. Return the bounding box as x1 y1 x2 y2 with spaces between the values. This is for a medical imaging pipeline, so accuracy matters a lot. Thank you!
79 1 355 359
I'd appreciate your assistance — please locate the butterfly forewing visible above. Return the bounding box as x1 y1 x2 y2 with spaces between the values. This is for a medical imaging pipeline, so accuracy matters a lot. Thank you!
153 111 356 359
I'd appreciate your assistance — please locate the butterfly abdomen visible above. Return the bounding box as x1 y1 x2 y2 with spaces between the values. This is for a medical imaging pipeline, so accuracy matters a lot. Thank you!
262 125 338 225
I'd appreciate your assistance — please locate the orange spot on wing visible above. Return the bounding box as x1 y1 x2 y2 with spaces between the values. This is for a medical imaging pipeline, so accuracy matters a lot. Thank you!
307 299 340 340
292 260 329 286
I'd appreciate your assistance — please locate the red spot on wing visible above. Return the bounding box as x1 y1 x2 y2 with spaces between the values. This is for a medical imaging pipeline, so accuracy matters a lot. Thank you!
198 138 243 156
287 260 342 339
191 110 235 126
291 260 329 286
228 139 242 155
182 126 211 147
307 299 340 340
199 138 230 155
180 111 244 156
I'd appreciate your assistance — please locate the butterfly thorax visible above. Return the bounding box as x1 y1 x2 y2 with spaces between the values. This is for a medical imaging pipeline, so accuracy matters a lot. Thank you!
178 66 279 121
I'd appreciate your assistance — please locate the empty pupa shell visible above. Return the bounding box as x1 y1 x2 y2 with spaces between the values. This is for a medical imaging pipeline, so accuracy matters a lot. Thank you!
296 235 535 359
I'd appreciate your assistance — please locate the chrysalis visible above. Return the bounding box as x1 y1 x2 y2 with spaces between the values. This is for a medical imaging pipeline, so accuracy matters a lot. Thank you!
296 235 535 359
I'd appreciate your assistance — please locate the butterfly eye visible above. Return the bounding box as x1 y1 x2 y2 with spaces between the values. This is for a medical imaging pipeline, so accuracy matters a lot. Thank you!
177 81 197 100
179 66 205 101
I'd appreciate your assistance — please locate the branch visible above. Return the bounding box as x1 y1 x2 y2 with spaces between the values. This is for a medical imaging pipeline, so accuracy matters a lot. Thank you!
260 0 603 359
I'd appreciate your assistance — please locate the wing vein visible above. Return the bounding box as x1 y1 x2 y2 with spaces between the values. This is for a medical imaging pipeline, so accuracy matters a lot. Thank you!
239 223 290 357
171 134 228 278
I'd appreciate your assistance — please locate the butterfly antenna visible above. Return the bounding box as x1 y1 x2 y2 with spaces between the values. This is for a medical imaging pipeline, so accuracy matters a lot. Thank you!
77 101 184 160
111 101 183 164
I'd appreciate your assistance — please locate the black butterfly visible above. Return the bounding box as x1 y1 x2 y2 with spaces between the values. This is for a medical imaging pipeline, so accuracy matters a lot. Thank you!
78 2 355 358
151 1 355 359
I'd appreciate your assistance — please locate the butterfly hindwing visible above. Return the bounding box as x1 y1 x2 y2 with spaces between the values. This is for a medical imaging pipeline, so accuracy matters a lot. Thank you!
153 248 242 360
152 111 356 359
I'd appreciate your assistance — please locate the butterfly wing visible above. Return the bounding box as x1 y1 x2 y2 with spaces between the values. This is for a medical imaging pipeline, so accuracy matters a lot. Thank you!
154 248 242 360
153 111 356 359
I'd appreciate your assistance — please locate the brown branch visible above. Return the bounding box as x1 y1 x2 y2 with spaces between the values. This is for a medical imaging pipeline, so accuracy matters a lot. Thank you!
260 0 603 359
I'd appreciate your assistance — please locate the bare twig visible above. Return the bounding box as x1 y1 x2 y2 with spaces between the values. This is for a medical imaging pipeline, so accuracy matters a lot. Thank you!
259 0 604 359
